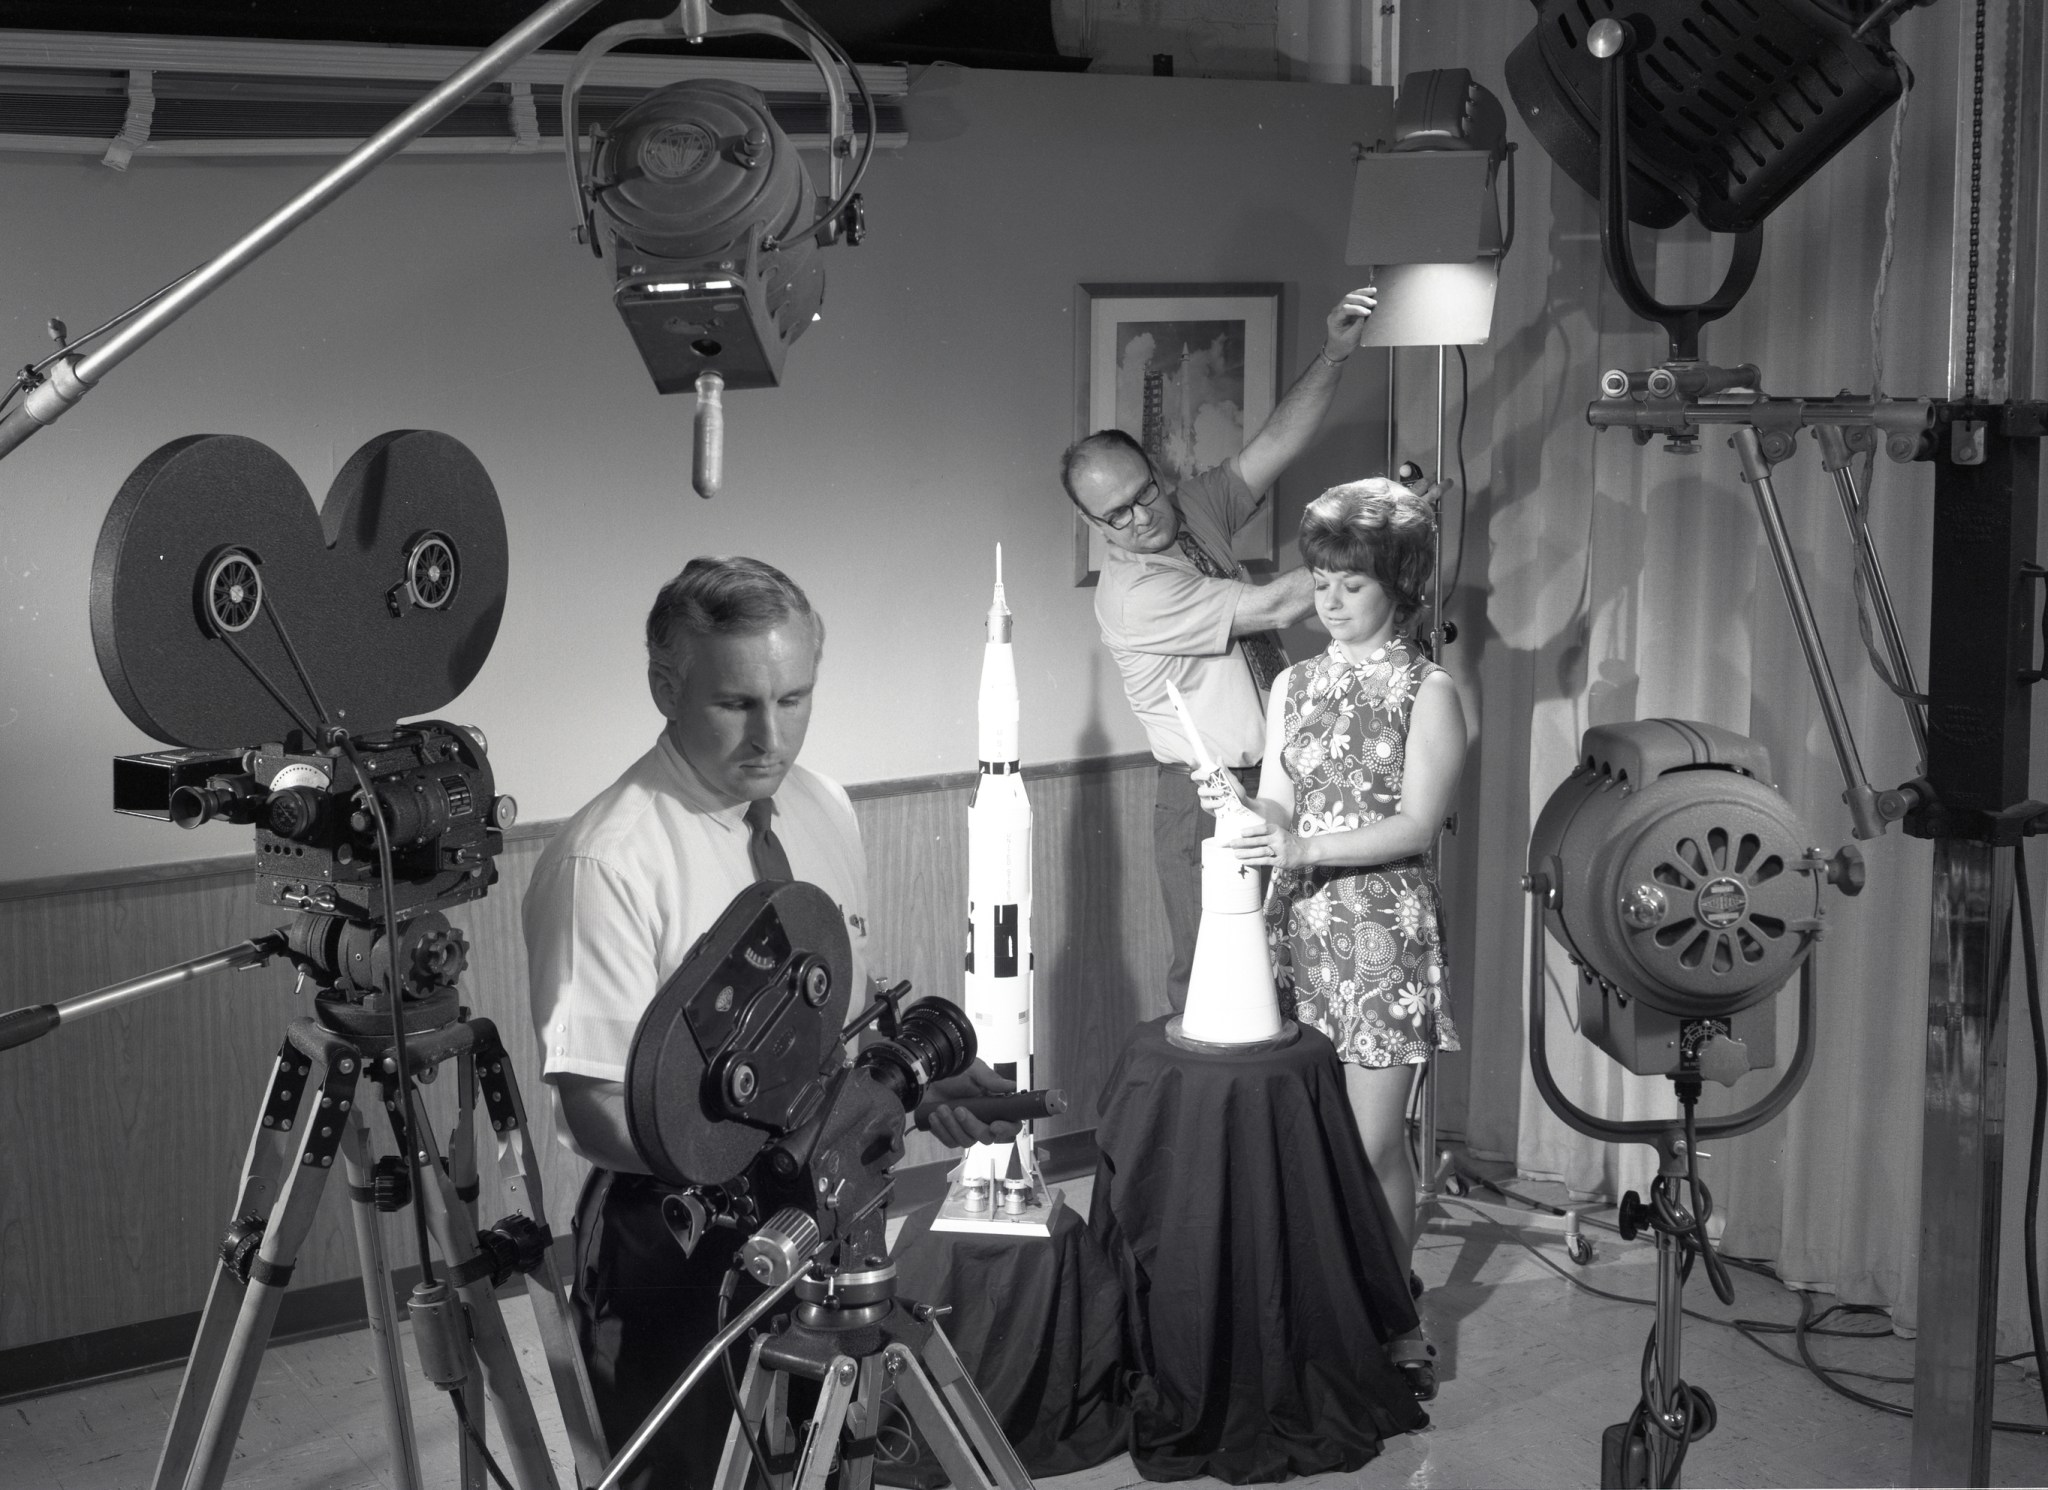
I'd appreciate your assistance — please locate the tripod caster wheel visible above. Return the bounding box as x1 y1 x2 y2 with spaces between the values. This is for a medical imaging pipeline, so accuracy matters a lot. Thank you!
1444 1173 1469 1198
1567 1233 1595 1266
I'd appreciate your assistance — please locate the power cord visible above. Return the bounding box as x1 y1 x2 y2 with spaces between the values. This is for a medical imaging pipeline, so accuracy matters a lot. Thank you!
1432 1194 2048 1434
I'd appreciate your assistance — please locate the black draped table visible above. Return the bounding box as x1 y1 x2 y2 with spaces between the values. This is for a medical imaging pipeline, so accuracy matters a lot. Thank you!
885 1196 1130 1482
1088 1016 1428 1482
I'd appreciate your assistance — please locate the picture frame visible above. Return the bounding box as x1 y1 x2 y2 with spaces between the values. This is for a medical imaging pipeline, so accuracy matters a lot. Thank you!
1071 282 1283 586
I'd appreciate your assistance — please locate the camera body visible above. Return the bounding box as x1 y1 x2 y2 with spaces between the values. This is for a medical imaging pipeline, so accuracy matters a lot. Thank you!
116 722 508 924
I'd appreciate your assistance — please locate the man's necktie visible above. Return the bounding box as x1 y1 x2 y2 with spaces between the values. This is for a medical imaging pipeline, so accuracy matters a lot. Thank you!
1174 527 1289 698
745 797 793 882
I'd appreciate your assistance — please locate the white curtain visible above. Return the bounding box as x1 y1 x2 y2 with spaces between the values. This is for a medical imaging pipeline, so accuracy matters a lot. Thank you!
1409 5 2042 1341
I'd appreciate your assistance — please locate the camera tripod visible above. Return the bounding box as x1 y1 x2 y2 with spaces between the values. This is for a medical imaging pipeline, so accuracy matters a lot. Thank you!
714 1263 1031 1490
150 978 607 1490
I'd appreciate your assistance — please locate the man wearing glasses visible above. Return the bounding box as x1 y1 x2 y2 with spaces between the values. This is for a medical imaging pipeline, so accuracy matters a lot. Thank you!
1059 287 1378 1013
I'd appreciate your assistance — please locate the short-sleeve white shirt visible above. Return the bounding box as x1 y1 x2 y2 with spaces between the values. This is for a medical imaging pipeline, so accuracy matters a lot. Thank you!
1093 462 1270 768
523 732 870 1165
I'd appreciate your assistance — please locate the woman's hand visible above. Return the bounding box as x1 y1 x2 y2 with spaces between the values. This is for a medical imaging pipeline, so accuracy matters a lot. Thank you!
1220 816 1312 870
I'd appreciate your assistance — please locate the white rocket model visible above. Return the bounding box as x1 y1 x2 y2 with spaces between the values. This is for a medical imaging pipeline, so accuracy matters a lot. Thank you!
936 545 1061 1236
1165 680 1285 1047
965 543 1032 1084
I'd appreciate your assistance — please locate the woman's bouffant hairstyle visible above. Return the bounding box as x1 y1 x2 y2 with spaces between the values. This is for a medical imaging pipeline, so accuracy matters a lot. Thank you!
1297 478 1437 625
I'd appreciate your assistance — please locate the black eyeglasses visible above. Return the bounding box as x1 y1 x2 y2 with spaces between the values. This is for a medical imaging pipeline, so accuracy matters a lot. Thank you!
1093 477 1162 531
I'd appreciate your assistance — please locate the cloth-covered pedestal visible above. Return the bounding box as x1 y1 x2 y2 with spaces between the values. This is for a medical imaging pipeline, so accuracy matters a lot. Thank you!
1090 1016 1427 1482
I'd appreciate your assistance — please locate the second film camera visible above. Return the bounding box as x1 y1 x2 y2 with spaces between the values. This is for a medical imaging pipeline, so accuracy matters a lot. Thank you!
89 427 511 1011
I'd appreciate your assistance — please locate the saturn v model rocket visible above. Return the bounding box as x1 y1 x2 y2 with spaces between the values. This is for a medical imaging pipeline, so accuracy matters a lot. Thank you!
965 544 1032 1082
935 546 1062 1236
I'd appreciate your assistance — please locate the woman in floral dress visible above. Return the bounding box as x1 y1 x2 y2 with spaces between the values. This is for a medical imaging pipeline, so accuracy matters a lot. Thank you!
1206 477 1466 1398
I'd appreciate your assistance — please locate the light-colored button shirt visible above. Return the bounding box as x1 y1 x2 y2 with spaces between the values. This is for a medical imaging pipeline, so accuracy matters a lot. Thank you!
1094 462 1269 768
524 731 870 1167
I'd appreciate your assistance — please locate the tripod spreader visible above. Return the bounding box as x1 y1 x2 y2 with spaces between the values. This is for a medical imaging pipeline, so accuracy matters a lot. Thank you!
0 927 289 1052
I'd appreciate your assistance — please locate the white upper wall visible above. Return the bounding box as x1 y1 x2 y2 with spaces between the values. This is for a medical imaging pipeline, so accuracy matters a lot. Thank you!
0 64 1391 880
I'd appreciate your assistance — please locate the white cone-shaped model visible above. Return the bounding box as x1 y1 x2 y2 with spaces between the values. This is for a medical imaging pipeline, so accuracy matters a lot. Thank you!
1162 677 1284 1046
1180 806 1284 1044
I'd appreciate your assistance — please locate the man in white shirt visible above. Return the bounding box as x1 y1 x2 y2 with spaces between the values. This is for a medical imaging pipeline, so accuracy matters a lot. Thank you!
1062 288 1379 1011
526 555 1012 1487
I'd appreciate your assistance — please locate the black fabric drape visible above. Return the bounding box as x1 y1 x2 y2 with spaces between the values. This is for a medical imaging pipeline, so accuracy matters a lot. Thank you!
883 1201 1130 1482
1089 1016 1427 1482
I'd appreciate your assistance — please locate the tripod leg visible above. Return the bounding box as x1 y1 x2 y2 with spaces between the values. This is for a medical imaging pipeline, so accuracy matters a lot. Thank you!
411 1094 562 1490
885 1335 1034 1490
447 1048 490 1490
837 1356 886 1490
793 1356 860 1490
715 1339 790 1490
182 1035 361 1490
473 1030 608 1484
339 1105 424 1490
152 1037 304 1490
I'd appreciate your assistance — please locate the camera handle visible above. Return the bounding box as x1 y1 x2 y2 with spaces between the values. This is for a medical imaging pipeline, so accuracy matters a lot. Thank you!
0 927 289 1052
842 978 914 1043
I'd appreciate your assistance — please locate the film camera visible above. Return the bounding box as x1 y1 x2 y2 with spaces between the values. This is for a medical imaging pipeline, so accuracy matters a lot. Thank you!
607 878 1032 1490
91 427 512 1010
626 877 978 1266
43 427 619 1490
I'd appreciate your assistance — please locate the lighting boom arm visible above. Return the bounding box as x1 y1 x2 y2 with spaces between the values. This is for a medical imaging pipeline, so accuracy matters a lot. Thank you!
0 0 611 467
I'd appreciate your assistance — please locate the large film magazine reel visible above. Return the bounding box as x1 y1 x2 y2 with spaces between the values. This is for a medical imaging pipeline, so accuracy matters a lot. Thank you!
0 430 615 1490
1525 720 1863 1489
607 879 1032 1490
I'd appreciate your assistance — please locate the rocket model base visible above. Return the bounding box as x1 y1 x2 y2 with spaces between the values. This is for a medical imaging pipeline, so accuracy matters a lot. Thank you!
1165 1015 1301 1055
930 1179 1067 1238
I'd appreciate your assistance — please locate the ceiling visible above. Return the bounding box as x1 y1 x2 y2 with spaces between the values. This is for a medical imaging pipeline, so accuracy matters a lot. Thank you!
0 1 1083 72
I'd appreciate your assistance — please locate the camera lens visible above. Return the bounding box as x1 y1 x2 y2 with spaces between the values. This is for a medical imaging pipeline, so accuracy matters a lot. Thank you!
895 999 976 1085
855 997 977 1115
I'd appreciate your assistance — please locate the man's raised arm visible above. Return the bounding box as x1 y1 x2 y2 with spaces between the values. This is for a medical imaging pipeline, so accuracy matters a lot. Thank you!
1233 286 1378 497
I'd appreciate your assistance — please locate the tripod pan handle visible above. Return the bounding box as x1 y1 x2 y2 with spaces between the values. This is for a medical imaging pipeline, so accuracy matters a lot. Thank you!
0 1003 59 1052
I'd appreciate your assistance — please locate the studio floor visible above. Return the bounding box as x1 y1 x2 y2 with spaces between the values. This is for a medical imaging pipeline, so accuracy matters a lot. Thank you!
9 1170 2048 1490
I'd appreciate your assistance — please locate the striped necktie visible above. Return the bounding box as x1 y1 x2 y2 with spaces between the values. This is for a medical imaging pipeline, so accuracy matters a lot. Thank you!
1174 526 1289 697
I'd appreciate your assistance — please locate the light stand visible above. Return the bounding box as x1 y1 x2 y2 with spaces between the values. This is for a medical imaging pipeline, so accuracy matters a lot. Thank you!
1522 871 1820 1489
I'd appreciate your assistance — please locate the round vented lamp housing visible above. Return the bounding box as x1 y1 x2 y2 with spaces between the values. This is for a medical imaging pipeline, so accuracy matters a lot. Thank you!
591 80 827 392
1529 720 1831 1046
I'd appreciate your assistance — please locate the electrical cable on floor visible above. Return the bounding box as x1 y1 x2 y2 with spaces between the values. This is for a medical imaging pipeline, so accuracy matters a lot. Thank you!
447 1390 517 1490
1432 1194 2048 1434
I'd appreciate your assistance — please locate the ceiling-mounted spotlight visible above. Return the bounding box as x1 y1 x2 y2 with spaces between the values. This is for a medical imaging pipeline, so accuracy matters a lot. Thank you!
562 1 874 396
1503 0 1904 236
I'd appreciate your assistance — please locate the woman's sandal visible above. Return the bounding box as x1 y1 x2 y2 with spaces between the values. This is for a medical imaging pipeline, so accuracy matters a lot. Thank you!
1387 1334 1439 1401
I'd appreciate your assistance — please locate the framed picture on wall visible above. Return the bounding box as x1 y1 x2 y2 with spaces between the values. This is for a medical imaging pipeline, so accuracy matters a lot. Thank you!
1072 282 1282 586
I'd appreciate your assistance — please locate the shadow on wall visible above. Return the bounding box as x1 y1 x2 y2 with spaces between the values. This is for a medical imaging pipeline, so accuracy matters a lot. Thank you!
1042 649 1159 1107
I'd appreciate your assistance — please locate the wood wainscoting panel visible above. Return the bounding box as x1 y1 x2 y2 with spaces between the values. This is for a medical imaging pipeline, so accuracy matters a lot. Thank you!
0 756 1165 1361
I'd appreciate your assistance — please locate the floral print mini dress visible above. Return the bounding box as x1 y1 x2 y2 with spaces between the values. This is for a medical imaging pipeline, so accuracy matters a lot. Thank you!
1266 637 1460 1068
